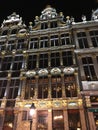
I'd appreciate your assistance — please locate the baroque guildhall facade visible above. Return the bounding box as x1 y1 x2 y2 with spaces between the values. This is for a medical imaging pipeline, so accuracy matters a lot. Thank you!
0 5 98 130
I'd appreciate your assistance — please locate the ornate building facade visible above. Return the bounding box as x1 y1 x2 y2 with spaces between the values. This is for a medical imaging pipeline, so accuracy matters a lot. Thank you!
0 5 98 130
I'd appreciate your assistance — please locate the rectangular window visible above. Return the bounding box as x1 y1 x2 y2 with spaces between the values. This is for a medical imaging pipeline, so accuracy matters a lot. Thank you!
0 80 7 98
51 76 62 98
1 56 13 70
0 41 5 51
62 51 73 66
17 39 26 50
37 110 48 130
77 32 89 49
52 110 64 130
29 38 38 49
64 75 77 97
68 109 81 130
39 54 48 68
22 111 31 120
51 52 60 67
25 78 36 99
2 30 8 35
41 22 48 29
38 77 48 99
82 57 97 81
12 55 23 70
50 21 57 28
96 56 98 63
0 72 8 77
11 71 20 77
89 30 98 47
27 55 37 69
7 40 16 51
50 35 59 46
0 114 3 127
3 110 14 129
7 79 20 99
61 33 70 45
40 37 48 48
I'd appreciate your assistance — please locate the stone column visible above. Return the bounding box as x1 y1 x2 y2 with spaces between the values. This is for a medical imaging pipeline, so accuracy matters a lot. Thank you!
74 71 81 97
34 76 38 99
36 54 39 68
16 111 23 130
48 52 51 67
61 73 66 97
60 51 63 66
13 110 18 130
92 54 98 78
79 109 87 130
32 110 37 130
0 110 4 130
48 109 52 130
20 77 26 99
63 110 69 130
48 74 51 98
17 78 22 98
88 111 96 130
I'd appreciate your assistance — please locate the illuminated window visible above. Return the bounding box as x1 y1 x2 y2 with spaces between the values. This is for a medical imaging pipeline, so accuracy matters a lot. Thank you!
3 110 14 129
68 109 81 130
38 76 48 99
51 76 62 98
7 79 20 99
64 75 77 97
25 78 36 99
37 111 48 130
53 110 64 130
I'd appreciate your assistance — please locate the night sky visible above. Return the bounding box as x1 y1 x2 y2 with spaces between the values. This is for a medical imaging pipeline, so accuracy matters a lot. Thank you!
0 0 98 26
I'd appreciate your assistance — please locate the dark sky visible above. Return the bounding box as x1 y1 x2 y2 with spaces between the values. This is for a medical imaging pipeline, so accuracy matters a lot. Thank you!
0 0 98 26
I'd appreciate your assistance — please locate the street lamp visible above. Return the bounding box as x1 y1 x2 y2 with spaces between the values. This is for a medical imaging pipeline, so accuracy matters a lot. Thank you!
29 103 36 130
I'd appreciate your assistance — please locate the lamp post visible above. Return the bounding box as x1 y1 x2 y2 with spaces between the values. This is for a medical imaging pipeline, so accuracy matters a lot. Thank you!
29 103 36 130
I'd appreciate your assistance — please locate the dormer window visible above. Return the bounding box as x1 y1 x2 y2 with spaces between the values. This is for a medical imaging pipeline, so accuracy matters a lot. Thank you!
40 5 57 21
41 22 48 29
50 21 57 28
